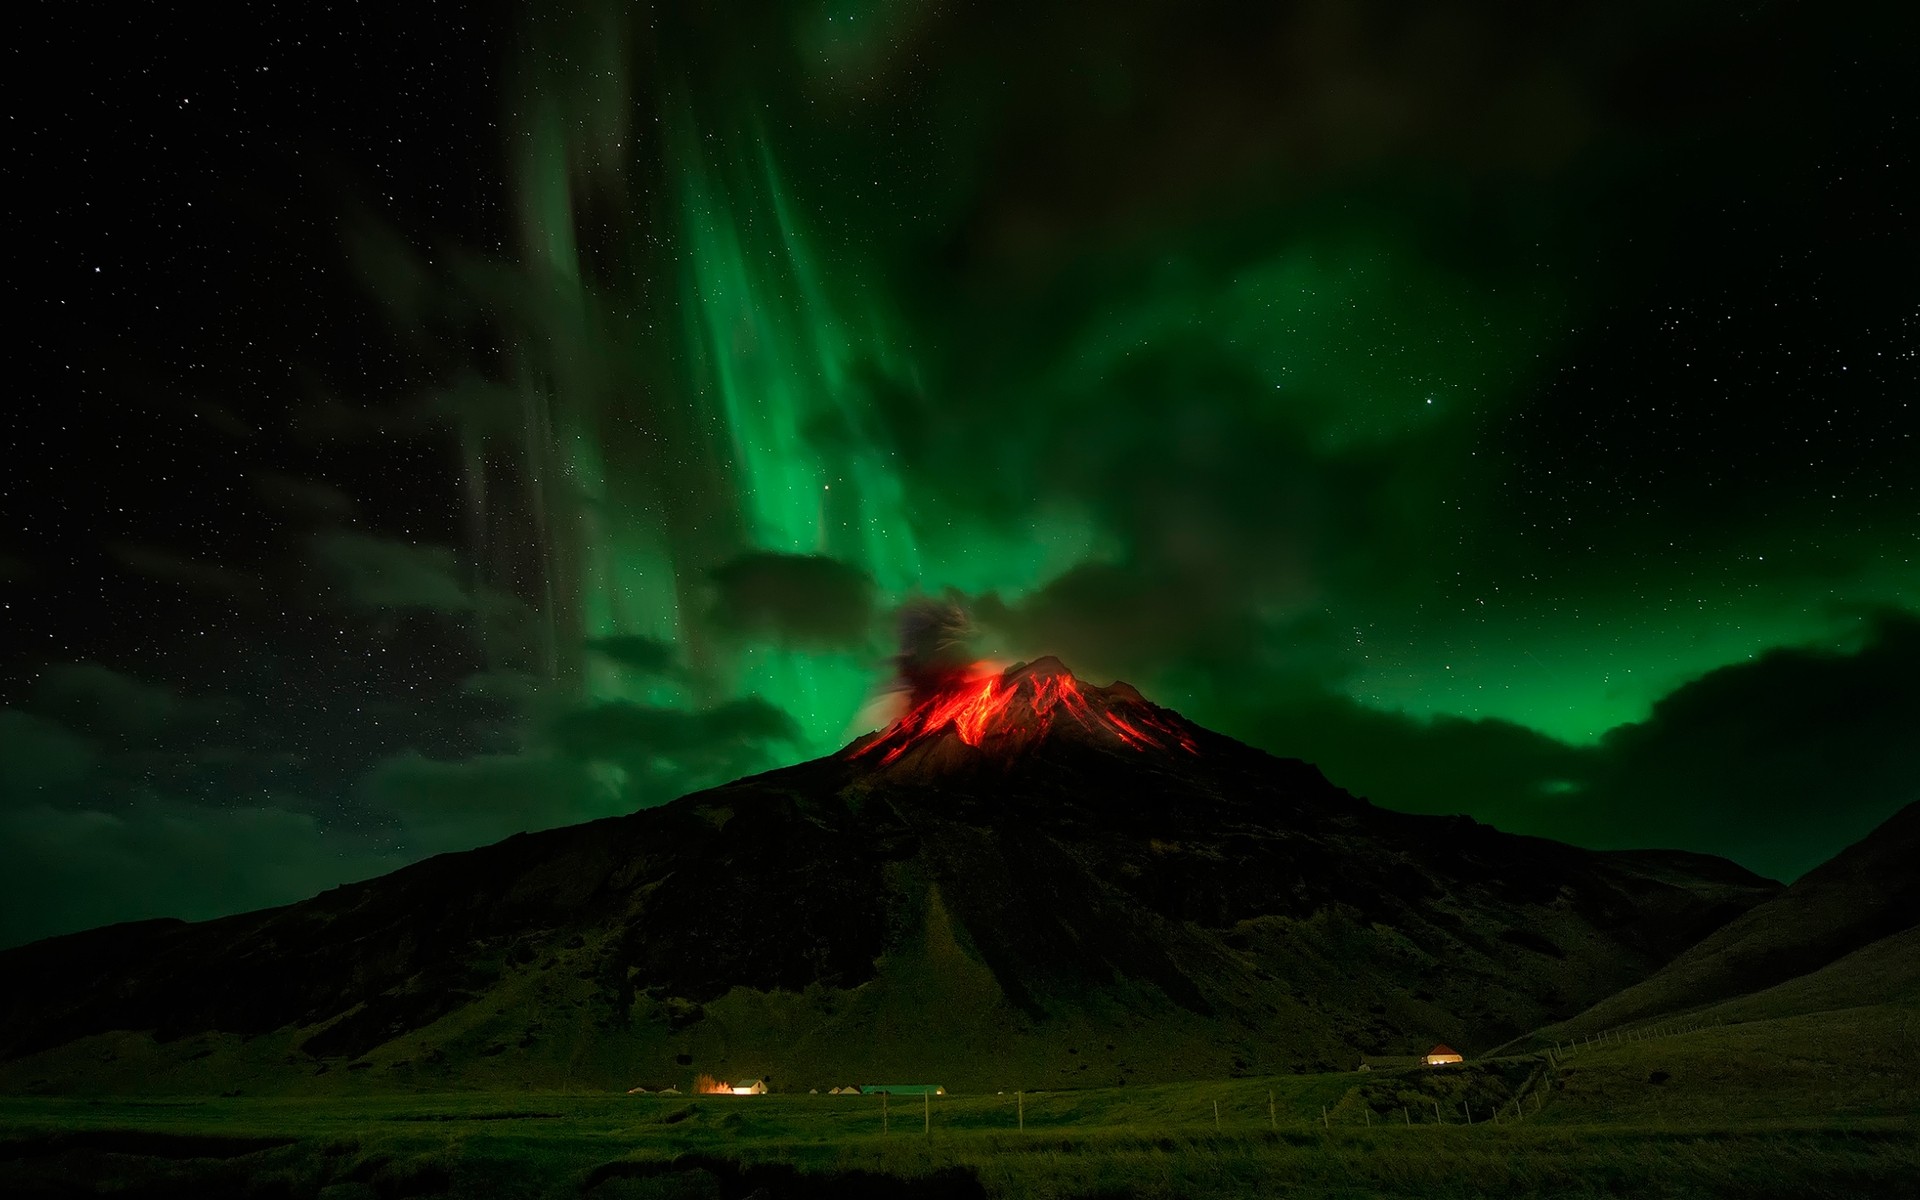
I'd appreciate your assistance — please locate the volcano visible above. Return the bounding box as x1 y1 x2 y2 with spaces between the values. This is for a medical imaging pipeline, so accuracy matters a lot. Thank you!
0 660 1777 1094
852 657 1199 768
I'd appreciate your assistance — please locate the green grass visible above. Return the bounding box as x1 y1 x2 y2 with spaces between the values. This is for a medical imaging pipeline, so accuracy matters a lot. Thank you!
2 1008 1913 1198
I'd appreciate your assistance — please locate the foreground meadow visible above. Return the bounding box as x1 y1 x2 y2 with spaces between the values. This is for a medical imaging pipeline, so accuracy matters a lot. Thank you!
3 1013 1913 1198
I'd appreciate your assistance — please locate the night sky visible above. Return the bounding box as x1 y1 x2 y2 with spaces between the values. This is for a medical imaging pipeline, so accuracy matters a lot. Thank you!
8 1 1914 947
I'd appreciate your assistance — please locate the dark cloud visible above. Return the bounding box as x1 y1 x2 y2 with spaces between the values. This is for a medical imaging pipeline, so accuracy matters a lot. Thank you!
548 696 800 778
364 752 613 856
0 799 402 948
1566 612 1920 882
361 695 805 858
1175 611 1920 883
586 634 683 676
459 669 554 709
0 689 405 947
545 694 800 810
902 327 1486 703
707 553 877 650
313 531 519 614
0 710 96 797
30 663 219 745
1196 690 1585 831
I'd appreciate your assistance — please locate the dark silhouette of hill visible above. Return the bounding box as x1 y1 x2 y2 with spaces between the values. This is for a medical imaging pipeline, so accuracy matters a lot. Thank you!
1525 799 1920 1042
0 659 1776 1093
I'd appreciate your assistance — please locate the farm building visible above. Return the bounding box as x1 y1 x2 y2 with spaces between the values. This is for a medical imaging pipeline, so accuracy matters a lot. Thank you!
696 1074 769 1094
861 1084 946 1096
1424 1044 1465 1066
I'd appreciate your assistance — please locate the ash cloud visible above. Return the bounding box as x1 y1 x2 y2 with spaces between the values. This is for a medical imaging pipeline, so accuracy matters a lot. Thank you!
890 593 982 704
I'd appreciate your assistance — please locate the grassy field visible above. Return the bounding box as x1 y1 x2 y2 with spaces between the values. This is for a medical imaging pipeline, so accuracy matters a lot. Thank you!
2 1010 1913 1198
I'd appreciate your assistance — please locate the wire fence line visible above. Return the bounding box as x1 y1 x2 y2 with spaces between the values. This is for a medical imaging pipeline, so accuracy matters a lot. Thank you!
1545 1016 1724 1067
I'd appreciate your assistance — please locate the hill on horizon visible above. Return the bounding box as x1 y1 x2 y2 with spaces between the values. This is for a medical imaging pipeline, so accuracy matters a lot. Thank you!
0 659 1776 1095
1518 799 1920 1046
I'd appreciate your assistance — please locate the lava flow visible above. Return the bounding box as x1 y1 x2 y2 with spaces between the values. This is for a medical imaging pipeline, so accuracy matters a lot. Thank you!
850 657 1198 765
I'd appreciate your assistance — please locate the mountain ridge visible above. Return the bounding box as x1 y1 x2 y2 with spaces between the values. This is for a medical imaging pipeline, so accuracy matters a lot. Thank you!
0 661 1777 1094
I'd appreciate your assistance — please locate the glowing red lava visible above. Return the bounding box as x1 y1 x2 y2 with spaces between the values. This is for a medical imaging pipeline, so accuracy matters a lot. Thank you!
852 660 1197 765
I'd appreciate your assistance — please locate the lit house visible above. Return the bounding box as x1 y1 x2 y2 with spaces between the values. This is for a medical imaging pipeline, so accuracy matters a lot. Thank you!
695 1074 769 1095
1424 1044 1465 1066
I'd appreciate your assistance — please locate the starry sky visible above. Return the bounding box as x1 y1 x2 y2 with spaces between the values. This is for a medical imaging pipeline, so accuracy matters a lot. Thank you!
7 0 1915 946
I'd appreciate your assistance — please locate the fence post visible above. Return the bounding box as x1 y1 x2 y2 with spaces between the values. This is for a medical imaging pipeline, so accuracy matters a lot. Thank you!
924 1090 930 1137
1017 1091 1023 1133
1268 1091 1276 1130
1403 1106 1410 1126
882 1092 888 1135
1463 1102 1472 1126
1322 1105 1329 1130
1214 1100 1220 1132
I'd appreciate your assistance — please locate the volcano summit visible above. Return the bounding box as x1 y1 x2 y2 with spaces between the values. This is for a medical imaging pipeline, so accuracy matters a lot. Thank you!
0 661 1774 1094
852 657 1199 769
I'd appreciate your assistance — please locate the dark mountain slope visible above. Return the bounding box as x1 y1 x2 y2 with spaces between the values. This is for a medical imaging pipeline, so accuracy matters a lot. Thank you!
0 659 1775 1093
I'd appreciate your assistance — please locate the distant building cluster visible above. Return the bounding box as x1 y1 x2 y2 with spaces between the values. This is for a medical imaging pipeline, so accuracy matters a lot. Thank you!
627 1079 946 1096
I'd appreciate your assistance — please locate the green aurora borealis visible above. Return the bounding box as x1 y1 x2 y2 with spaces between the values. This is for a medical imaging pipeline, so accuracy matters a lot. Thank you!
6 0 1915 944
456 3 1911 744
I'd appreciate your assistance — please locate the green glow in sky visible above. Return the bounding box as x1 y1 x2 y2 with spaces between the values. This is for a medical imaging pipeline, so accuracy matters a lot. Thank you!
449 0 1914 831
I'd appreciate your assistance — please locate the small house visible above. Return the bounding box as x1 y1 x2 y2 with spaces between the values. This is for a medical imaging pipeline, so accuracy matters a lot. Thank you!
1424 1044 1464 1066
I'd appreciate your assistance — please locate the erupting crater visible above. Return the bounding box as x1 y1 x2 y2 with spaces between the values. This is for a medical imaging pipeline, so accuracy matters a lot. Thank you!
848 656 1199 767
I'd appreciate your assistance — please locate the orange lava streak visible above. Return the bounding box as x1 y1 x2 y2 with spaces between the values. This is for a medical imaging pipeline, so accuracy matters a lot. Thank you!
1107 709 1199 754
855 661 1198 760
1102 711 1152 747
